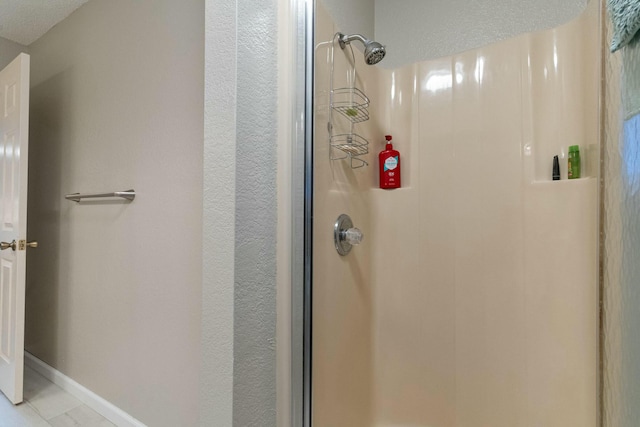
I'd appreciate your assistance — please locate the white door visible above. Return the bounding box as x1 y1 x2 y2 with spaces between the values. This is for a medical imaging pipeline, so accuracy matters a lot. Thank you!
0 53 31 404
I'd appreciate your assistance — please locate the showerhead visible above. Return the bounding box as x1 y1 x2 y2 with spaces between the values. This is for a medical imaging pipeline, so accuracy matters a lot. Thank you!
338 33 386 65
363 41 386 65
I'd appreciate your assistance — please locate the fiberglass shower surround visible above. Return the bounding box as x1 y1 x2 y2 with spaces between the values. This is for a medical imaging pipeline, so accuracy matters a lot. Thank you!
311 0 599 425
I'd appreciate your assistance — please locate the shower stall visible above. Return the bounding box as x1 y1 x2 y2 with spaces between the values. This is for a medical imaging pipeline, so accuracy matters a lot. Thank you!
288 0 640 425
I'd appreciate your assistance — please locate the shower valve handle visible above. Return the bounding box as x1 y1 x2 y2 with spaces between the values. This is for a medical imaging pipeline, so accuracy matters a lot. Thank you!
334 214 363 256
342 228 363 246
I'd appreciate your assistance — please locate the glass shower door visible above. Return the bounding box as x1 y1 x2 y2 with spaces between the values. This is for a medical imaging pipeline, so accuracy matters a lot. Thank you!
307 1 601 426
602 16 640 426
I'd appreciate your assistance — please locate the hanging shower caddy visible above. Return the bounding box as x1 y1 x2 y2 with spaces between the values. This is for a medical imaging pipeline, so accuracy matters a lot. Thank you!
329 33 371 169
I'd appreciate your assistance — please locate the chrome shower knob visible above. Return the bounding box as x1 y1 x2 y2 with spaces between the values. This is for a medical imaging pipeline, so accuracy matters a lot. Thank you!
334 214 364 256
343 228 363 246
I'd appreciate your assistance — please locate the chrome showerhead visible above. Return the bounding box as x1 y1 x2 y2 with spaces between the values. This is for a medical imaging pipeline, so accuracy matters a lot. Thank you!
363 41 386 65
338 33 386 65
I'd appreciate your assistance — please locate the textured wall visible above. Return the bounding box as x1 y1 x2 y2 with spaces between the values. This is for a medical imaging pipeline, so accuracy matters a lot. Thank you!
374 0 588 68
201 0 236 425
233 0 279 425
320 0 588 68
321 0 375 43
201 0 279 424
26 1 204 425
0 36 28 70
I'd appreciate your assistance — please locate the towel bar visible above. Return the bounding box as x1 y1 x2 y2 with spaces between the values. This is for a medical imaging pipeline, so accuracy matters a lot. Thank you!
65 189 136 203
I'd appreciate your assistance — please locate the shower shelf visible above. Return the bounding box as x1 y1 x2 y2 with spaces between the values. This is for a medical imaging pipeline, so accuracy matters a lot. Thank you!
327 32 371 169
330 133 369 169
331 133 369 157
330 87 370 123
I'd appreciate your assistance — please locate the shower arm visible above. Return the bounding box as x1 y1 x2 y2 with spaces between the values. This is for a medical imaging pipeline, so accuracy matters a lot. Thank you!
338 33 367 50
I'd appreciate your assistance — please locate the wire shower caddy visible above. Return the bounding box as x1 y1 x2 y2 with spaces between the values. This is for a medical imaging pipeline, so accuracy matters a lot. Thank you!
329 33 371 169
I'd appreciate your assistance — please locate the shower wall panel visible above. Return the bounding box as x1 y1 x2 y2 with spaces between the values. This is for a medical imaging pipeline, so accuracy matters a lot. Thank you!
313 1 599 426
312 4 379 426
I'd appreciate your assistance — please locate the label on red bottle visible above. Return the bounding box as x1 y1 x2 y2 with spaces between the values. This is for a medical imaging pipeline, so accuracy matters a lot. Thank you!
384 156 398 171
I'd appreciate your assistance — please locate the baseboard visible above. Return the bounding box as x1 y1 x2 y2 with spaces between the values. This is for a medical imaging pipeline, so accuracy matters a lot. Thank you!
24 352 146 427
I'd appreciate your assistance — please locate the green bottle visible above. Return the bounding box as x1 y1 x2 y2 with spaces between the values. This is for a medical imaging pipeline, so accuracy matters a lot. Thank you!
568 145 581 179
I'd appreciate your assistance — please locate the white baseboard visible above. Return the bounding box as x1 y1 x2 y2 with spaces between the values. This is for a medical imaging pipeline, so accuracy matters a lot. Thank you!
24 352 146 427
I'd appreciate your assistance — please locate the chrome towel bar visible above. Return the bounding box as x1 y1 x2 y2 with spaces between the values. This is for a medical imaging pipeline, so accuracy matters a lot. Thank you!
65 189 136 203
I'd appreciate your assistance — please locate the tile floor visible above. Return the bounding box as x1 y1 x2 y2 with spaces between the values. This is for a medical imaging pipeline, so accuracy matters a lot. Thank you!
0 365 115 427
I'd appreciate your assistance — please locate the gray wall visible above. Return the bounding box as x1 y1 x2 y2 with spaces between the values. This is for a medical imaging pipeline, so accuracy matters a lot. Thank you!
0 36 28 70
375 0 588 67
26 1 204 425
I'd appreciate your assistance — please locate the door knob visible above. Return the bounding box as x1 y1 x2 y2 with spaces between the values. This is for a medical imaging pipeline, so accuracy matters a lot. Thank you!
17 240 38 251
0 241 16 251
1 240 38 251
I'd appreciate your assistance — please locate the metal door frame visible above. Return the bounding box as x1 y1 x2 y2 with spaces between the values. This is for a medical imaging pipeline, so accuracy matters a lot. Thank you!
291 0 314 426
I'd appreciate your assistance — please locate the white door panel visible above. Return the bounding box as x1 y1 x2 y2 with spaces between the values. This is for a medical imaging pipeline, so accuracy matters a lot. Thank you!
0 53 30 404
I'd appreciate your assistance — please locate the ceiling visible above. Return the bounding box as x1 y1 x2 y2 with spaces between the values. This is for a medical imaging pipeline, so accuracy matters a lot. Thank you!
0 0 90 46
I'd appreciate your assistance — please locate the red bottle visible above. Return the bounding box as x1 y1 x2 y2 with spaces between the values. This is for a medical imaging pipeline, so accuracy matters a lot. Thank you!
379 135 401 189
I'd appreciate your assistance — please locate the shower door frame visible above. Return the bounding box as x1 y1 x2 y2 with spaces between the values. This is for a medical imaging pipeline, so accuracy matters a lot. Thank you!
290 0 314 426
302 0 314 424
291 1 605 426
